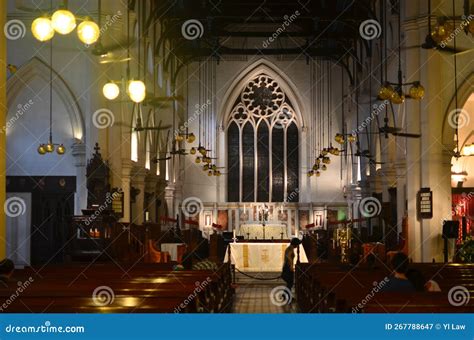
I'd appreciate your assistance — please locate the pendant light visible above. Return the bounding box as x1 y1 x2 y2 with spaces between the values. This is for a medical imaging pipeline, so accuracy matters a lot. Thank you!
38 14 65 156
378 1 424 103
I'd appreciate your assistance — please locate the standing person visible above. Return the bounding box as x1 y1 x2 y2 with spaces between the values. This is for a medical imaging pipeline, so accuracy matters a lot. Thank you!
281 238 301 290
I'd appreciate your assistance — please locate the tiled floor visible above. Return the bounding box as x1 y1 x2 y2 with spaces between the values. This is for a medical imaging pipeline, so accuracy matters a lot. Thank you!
231 272 298 313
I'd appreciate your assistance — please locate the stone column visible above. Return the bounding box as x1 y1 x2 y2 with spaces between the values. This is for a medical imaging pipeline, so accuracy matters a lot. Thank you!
145 175 159 222
120 160 133 223
71 142 87 214
0 0 6 258
131 167 147 225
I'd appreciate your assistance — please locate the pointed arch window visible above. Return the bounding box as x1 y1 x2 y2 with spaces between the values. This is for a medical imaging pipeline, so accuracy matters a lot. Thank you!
227 74 299 202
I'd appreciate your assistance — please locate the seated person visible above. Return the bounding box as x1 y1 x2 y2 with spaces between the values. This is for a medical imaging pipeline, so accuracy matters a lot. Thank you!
191 247 218 271
0 258 14 287
406 268 426 292
381 252 415 292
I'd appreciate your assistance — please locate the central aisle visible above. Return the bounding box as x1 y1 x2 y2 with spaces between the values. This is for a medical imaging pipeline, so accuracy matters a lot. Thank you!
231 272 298 313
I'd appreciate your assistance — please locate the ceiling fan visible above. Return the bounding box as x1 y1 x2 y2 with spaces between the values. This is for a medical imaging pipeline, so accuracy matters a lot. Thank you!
379 116 421 139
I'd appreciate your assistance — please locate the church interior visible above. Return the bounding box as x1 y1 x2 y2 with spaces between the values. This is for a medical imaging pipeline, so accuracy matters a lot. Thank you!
0 0 474 314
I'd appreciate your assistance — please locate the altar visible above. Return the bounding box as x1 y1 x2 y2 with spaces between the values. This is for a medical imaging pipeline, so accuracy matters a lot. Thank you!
239 224 288 240
224 242 308 272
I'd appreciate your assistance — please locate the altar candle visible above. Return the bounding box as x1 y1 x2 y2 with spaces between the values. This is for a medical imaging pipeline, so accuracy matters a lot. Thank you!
233 230 236 238
243 204 246 213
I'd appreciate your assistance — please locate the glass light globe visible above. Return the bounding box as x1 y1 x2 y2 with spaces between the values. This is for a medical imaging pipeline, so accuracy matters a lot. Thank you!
77 20 100 44
390 91 405 104
51 9 76 35
207 170 213 176
56 144 66 155
316 171 321 177
37 144 46 155
187 133 196 143
31 17 55 41
45 142 55 153
409 83 425 100
378 84 394 100
128 80 146 103
103 82 120 100
190 147 196 155
195 157 201 164
307 171 314 177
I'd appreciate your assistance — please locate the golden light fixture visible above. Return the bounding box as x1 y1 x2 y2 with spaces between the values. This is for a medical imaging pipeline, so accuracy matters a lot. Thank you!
195 157 201 164
31 17 55 41
322 165 327 171
378 83 394 100
334 133 345 144
77 19 100 44
315 171 321 177
207 170 213 176
103 82 120 100
175 134 185 142
187 133 196 143
431 21 453 44
190 147 196 155
51 9 76 35
307 170 314 177
390 91 405 104
347 135 357 143
45 141 55 153
408 82 425 100
203 164 209 171
37 144 46 155
56 144 66 155
128 80 146 103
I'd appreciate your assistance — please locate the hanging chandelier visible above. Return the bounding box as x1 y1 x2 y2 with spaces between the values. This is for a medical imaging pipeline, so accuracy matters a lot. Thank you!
378 1 424 104
37 21 65 156
31 4 100 44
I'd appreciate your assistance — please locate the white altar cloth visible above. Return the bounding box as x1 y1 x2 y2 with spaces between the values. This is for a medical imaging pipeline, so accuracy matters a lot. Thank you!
224 242 308 272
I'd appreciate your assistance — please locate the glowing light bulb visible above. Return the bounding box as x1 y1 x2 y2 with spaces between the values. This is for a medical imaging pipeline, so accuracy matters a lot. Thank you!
31 17 55 41
103 82 120 100
77 20 100 45
128 80 146 103
51 9 76 35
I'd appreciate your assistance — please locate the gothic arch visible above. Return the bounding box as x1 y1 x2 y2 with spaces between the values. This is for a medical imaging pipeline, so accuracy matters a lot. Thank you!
6 57 84 141
442 71 474 148
218 59 306 128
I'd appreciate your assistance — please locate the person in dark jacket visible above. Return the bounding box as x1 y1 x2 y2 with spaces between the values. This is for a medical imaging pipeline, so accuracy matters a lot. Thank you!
281 238 301 290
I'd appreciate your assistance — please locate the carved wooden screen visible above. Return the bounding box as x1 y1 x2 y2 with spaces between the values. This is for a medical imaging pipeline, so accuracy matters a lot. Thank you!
227 74 299 202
